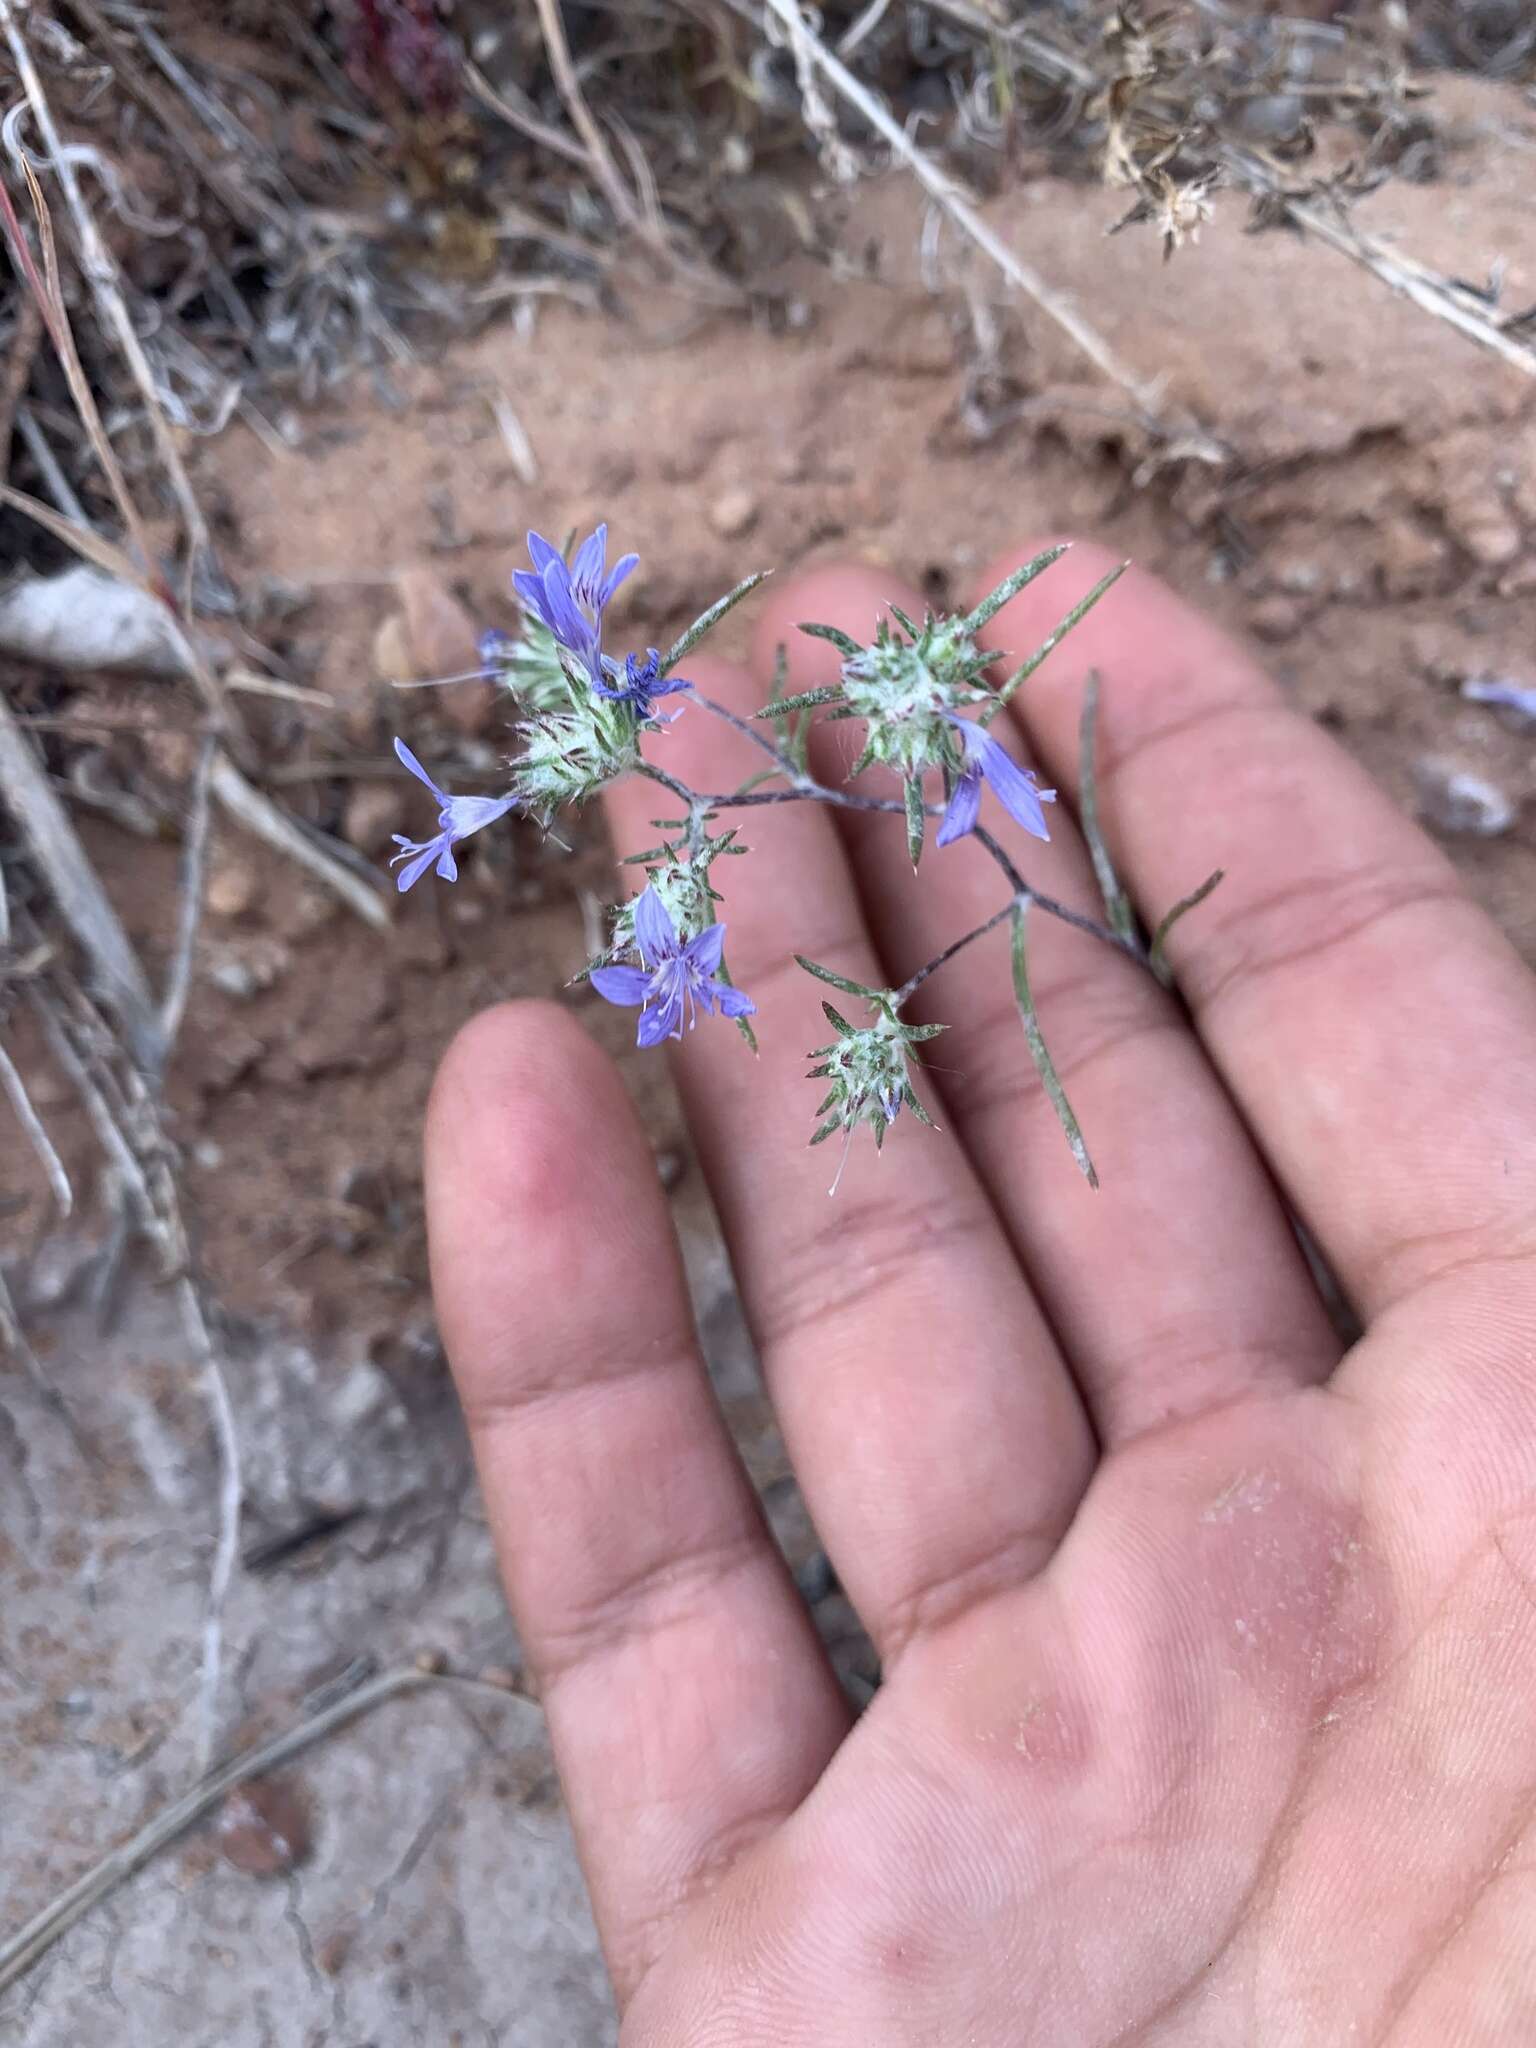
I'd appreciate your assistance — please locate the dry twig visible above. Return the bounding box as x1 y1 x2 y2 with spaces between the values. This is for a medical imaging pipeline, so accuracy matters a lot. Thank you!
0 3 218 597
0 1664 538 1995
754 0 1228 462
0 689 162 1071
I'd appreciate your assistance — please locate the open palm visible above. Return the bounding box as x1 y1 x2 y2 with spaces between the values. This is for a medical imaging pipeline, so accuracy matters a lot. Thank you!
427 545 1536 2044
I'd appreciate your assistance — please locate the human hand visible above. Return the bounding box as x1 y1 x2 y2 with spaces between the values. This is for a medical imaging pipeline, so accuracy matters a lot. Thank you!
426 543 1536 2044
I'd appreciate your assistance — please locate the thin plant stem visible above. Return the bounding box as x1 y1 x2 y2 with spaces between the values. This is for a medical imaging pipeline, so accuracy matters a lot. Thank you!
632 765 1146 962
892 901 1017 1007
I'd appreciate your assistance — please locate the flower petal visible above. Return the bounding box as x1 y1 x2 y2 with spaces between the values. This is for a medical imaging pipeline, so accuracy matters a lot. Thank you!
540 559 587 646
571 524 607 592
512 568 548 617
714 982 757 1019
637 986 684 1047
935 765 982 847
590 964 650 1007
436 841 459 883
978 734 1055 842
599 552 640 607
446 791 519 840
682 922 726 976
393 838 444 893
393 736 446 799
525 531 562 578
632 884 677 966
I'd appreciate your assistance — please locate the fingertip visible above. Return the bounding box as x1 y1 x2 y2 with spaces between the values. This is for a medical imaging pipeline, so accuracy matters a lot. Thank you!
427 997 596 1194
426 1001 660 1371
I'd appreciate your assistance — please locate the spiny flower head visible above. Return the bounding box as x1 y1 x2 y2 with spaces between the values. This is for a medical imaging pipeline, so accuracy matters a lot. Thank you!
610 827 745 953
839 608 993 778
511 691 640 822
800 966 945 1190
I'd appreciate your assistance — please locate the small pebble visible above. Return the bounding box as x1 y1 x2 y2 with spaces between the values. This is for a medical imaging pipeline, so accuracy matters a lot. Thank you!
710 487 760 540
206 860 259 921
207 937 289 1001
1414 758 1517 838
414 1647 448 1675
655 1147 688 1192
217 1778 312 1877
1249 595 1300 644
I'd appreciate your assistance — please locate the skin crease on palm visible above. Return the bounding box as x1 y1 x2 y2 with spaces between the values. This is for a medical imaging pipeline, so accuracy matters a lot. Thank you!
424 541 1536 2046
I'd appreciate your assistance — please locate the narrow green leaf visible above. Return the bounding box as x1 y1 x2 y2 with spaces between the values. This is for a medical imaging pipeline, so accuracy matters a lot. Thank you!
716 957 757 1052
821 1001 854 1034
981 562 1129 727
795 955 883 1000
887 603 921 639
1149 869 1225 987
660 570 771 676
904 774 925 869
962 545 1070 636
1010 905 1098 1188
809 1116 842 1147
796 620 861 658
754 684 843 717
1077 670 1137 944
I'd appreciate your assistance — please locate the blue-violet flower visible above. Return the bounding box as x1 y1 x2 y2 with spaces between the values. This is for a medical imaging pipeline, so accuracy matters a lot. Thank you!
593 648 692 721
936 714 1056 847
512 525 636 689
591 884 756 1048
389 737 518 892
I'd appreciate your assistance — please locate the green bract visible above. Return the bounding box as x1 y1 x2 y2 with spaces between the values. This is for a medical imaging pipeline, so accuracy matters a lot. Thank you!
512 694 640 820
485 616 578 716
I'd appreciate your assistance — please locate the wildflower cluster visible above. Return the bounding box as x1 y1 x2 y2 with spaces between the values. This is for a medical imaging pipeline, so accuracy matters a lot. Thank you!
389 524 1221 1190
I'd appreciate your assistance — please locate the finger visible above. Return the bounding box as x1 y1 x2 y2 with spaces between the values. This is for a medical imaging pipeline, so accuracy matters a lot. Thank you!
753 567 1339 1444
426 1001 849 2001
604 656 1095 1663
971 540 1536 1335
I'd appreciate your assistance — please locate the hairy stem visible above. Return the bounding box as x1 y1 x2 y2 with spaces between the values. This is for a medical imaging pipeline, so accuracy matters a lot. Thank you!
631 764 1144 961
893 901 1018 1007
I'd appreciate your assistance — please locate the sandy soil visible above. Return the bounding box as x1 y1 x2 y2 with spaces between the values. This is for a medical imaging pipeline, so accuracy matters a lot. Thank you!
3 72 1535 2047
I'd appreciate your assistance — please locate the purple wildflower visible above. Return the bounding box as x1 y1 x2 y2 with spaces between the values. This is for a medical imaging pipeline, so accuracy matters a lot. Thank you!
936 714 1057 848
593 648 693 721
512 526 637 688
591 885 756 1049
389 738 517 892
